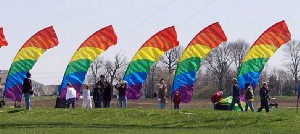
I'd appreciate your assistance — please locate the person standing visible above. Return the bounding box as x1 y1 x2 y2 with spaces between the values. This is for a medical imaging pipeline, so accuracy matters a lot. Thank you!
229 78 243 111
257 82 270 112
103 81 112 108
93 82 102 108
22 72 33 110
158 79 167 109
172 91 181 110
116 81 127 108
82 84 92 108
66 82 76 108
244 83 255 112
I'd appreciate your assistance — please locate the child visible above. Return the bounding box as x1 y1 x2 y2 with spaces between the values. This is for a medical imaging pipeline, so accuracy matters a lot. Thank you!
172 91 181 110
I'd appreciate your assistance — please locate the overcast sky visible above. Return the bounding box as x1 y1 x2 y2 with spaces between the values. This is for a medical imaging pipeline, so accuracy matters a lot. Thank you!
0 0 299 85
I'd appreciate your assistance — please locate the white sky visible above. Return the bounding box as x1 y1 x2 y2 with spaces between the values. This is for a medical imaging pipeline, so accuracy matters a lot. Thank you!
0 0 299 85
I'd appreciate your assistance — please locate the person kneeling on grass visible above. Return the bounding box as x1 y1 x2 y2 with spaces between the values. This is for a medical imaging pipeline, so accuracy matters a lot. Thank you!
66 82 76 108
172 91 181 110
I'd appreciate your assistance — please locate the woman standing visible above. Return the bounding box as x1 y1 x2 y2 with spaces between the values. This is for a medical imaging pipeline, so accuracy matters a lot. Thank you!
244 83 255 112
82 84 92 108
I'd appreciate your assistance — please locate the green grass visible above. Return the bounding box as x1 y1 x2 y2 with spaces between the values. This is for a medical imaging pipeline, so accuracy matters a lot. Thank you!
0 108 299 134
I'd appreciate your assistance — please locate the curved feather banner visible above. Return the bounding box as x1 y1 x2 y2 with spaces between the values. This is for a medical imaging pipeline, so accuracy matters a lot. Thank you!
0 27 8 47
59 25 117 99
237 21 291 92
172 22 227 103
4 26 59 102
124 26 179 99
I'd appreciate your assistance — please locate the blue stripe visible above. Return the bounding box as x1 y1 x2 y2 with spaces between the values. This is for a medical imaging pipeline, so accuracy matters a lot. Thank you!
59 71 87 92
172 71 196 92
124 72 148 86
237 71 260 90
4 71 27 91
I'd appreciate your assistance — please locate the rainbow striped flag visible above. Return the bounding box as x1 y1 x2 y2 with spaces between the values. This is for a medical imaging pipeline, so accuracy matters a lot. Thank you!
4 26 59 102
171 22 227 103
237 21 291 92
124 26 179 99
59 25 117 99
0 27 8 47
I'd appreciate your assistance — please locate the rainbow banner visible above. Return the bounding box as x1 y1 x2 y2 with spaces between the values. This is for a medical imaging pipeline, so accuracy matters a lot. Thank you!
124 26 179 99
4 26 59 102
237 21 291 92
172 22 227 103
59 25 117 99
0 27 8 47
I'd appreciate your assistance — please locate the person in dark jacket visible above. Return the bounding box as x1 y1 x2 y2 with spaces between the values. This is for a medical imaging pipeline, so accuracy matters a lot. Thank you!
103 81 111 108
172 91 181 110
93 82 103 108
244 83 255 112
257 82 270 112
115 81 127 108
229 78 243 111
22 72 33 110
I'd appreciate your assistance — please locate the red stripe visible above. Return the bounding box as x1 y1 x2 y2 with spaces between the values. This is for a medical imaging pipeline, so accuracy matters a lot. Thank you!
252 20 291 48
0 27 8 47
22 26 59 49
78 25 117 50
188 22 227 49
141 26 179 52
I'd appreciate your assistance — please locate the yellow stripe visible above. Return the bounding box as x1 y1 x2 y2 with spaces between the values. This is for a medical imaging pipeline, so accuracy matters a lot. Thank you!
131 47 164 62
13 47 46 62
243 44 278 62
179 44 211 62
70 47 104 62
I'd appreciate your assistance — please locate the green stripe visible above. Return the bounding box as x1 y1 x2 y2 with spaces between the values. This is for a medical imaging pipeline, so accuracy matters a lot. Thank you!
64 59 93 76
124 59 155 76
8 59 37 75
238 58 269 77
175 57 204 76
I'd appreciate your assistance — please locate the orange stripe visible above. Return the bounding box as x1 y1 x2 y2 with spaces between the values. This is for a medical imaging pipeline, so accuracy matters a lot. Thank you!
78 25 117 50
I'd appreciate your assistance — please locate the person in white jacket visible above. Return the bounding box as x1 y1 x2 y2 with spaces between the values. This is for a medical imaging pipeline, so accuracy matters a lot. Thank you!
82 84 92 108
66 82 76 108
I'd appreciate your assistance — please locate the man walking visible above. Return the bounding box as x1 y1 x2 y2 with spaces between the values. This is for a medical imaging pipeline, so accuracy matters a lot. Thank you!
257 82 270 112
22 72 33 110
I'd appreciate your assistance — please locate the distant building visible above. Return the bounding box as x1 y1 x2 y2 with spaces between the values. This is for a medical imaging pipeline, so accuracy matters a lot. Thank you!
0 70 8 90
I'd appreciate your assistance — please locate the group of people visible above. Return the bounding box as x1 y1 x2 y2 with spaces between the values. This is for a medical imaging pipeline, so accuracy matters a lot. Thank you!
228 78 271 112
21 72 270 112
65 75 128 109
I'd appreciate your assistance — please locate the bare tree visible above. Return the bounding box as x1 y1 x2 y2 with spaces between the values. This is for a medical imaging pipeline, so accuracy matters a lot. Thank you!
104 52 127 96
89 57 104 84
206 42 234 91
160 46 183 74
283 40 300 94
228 40 250 72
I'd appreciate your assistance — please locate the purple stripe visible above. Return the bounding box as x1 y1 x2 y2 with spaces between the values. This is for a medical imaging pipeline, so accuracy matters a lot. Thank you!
174 84 194 103
126 83 142 99
59 83 81 99
4 85 23 102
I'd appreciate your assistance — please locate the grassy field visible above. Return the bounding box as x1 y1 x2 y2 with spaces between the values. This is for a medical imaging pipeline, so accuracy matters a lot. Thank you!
0 107 300 134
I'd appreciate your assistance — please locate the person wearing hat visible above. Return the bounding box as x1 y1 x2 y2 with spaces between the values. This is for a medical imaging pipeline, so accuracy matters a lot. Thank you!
22 72 33 110
257 82 270 112
229 78 243 111
244 83 255 112
66 82 76 108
